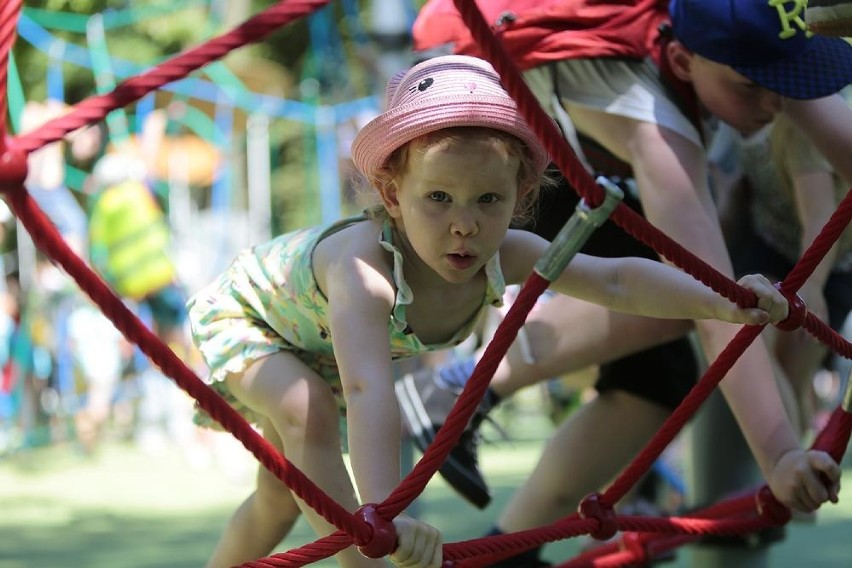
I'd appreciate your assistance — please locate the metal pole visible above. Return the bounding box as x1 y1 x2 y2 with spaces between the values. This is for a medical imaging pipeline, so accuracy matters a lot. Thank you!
315 105 341 225
246 113 272 243
687 347 773 567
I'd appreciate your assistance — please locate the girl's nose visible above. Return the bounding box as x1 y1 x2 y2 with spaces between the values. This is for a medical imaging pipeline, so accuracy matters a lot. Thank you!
451 209 478 237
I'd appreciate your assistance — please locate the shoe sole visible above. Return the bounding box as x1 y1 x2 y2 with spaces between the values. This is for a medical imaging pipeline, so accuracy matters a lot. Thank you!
395 374 492 509
807 4 852 35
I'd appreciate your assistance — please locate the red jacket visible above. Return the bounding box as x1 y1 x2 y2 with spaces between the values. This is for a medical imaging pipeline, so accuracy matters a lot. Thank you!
413 0 669 71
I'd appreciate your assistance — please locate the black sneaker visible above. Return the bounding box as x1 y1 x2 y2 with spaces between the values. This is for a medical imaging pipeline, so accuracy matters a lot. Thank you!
395 363 494 508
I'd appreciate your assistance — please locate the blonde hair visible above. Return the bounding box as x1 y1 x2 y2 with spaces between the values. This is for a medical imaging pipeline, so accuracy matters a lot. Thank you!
359 126 553 225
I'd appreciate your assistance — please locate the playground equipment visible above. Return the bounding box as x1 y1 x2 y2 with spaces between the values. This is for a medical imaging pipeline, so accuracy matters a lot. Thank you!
0 1 851 567
3 1 387 454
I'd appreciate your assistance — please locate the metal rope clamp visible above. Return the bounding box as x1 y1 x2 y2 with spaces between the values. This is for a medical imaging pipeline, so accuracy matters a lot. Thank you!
535 176 624 281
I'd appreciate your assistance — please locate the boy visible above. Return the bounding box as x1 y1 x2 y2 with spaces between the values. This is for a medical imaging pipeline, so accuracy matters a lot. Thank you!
397 0 851 530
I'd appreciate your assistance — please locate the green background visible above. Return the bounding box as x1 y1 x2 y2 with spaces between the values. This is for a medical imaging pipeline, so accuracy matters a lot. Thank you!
2 419 850 568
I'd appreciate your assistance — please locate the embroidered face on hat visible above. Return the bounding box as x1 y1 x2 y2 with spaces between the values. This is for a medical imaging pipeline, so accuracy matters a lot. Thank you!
670 0 852 99
351 55 549 182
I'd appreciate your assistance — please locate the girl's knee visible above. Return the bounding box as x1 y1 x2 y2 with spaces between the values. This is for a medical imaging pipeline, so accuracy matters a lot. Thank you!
278 381 340 437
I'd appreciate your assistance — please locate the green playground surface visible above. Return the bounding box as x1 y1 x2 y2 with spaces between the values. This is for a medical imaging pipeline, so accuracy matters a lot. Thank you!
1 423 850 568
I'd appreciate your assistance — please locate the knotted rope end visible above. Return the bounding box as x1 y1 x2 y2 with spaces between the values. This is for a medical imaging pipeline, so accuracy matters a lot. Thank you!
354 504 397 559
578 493 618 541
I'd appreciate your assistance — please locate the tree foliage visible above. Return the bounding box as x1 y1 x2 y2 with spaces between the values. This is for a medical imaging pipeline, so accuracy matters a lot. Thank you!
11 0 385 235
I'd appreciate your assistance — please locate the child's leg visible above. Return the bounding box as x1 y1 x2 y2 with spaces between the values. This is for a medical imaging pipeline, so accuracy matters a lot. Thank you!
205 420 302 568
764 325 826 438
224 352 384 568
495 295 692 399
496 390 669 533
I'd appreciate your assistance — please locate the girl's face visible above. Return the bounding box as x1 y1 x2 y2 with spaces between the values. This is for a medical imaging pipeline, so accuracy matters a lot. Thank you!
690 57 784 136
381 135 522 284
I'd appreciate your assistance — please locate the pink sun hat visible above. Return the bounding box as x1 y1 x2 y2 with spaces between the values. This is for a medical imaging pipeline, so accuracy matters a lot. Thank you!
351 55 550 181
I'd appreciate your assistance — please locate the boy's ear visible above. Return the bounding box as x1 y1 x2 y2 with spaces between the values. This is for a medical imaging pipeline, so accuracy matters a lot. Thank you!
666 40 694 83
376 179 402 218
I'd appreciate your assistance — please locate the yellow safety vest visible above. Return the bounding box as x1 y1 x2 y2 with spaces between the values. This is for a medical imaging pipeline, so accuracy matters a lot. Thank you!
88 180 175 300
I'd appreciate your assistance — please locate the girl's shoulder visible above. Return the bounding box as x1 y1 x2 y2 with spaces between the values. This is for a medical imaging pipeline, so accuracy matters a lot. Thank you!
314 217 386 261
499 229 549 285
313 217 396 296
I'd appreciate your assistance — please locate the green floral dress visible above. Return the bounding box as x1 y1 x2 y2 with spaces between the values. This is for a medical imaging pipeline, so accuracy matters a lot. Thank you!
187 214 505 427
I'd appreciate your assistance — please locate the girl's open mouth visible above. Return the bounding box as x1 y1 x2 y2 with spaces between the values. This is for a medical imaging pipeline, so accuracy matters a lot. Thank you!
447 253 476 270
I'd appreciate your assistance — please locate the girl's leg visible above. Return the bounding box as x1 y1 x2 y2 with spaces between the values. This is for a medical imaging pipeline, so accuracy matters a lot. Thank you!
205 419 302 568
492 295 693 399
224 352 383 568
764 325 826 438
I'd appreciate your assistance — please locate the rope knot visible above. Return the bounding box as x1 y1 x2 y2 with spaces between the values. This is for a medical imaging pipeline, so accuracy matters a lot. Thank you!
772 283 807 331
620 533 649 565
353 504 397 559
756 485 792 525
578 493 618 540
0 137 28 195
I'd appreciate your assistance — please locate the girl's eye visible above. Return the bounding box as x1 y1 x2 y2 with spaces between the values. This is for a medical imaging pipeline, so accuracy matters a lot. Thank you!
479 193 499 204
429 191 450 203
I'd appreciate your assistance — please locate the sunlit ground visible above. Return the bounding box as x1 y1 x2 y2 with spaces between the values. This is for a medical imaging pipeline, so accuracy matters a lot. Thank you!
1 410 851 568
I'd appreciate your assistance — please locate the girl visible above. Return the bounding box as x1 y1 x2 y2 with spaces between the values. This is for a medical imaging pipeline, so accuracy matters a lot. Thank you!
188 55 802 568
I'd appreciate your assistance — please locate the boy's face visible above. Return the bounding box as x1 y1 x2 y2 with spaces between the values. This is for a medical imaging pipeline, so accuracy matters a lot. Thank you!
690 56 784 136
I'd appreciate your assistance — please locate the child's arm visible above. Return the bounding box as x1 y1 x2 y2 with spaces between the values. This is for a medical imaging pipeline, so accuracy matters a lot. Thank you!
323 241 442 567
502 230 789 325
784 116 839 324
502 229 841 511
785 95 852 186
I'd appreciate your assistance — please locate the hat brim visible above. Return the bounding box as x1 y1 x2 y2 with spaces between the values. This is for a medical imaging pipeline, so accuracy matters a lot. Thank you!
351 97 550 181
734 36 852 100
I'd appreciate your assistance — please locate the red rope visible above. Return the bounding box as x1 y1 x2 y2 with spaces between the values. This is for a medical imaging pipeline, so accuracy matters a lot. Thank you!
448 0 852 492
0 0 849 565
440 0 852 565
381 275 550 518
15 0 333 154
781 191 852 359
450 0 759 310
0 167 368 547
0 0 385 561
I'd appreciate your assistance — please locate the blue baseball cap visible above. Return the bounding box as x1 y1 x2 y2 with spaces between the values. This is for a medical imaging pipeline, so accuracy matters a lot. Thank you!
670 0 852 99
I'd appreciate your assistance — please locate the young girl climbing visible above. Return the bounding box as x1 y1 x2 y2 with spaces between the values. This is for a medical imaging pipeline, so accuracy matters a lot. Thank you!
187 55 813 568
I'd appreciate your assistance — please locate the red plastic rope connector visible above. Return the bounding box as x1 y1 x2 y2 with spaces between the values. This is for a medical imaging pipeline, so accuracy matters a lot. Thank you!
578 493 618 541
354 504 397 559
0 137 27 193
755 486 792 525
773 283 807 331
620 533 649 565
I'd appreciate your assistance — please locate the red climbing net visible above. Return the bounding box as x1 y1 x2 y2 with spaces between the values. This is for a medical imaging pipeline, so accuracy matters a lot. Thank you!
0 0 850 566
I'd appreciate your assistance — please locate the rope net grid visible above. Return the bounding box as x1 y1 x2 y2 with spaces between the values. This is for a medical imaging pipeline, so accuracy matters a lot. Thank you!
0 0 850 566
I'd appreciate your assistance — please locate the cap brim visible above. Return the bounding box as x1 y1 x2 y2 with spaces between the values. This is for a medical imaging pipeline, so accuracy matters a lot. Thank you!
734 36 852 100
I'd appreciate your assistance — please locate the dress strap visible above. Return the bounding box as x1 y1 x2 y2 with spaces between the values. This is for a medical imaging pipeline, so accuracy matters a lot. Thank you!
378 217 414 333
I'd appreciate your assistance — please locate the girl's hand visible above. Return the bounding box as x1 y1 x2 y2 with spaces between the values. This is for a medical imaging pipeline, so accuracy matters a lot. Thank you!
769 448 841 512
724 274 789 325
389 513 442 568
